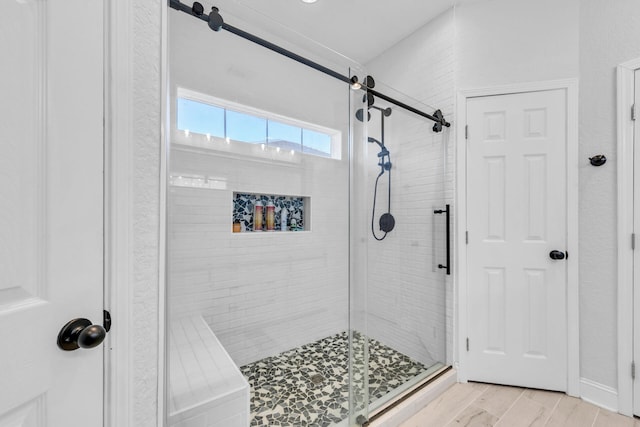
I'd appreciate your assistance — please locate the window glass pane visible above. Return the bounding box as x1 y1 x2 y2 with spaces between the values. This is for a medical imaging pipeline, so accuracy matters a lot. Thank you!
268 121 302 152
177 98 225 137
176 92 339 159
227 110 267 144
302 129 332 157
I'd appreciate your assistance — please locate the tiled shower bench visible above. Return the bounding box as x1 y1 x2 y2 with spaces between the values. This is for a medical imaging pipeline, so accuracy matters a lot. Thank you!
168 316 249 427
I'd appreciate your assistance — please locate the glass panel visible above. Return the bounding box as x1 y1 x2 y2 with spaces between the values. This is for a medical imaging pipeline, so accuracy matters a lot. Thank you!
356 79 452 415
167 6 358 427
302 128 332 157
267 120 302 151
349 68 371 426
176 97 225 137
226 109 267 143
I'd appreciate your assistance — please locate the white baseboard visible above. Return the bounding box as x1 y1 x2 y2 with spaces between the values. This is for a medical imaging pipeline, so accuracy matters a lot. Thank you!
370 369 457 427
580 377 618 413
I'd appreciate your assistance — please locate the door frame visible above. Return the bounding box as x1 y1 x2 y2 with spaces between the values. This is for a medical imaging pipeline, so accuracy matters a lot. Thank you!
104 1 135 425
616 57 640 417
103 0 168 425
455 79 580 397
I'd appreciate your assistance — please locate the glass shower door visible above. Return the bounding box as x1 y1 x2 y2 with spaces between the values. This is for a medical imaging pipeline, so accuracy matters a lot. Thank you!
348 67 372 426
350 80 453 423
167 5 369 426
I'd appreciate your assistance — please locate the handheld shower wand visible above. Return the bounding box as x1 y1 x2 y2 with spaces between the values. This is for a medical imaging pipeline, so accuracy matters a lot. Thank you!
367 114 395 241
355 80 395 241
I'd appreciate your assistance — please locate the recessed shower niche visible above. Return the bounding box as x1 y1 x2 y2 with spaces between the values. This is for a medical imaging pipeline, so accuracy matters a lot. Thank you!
233 192 310 233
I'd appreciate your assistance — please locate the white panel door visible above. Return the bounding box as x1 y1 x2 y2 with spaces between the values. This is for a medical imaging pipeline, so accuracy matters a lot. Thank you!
633 69 640 415
0 0 104 425
466 90 567 391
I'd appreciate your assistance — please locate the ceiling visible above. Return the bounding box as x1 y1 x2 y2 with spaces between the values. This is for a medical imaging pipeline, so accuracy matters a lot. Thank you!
207 0 469 64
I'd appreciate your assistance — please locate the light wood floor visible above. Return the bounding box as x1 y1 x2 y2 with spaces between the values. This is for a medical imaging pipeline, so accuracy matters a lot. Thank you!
399 382 639 427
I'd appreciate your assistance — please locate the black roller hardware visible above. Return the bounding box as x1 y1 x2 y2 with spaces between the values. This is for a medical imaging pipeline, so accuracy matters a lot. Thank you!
191 1 204 15
168 0 451 131
364 92 375 107
363 75 375 89
207 6 224 32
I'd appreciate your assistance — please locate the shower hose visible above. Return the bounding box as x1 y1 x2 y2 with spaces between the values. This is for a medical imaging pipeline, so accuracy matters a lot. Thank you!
371 152 392 241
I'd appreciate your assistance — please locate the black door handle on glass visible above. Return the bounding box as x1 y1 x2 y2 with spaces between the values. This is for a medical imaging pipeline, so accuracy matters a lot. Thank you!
433 204 451 275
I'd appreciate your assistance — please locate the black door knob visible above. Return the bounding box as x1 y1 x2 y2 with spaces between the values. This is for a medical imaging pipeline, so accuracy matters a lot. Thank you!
549 250 566 260
57 318 107 351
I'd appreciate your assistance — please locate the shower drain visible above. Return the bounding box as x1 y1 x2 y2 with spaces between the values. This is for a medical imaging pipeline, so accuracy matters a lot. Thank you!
310 373 325 384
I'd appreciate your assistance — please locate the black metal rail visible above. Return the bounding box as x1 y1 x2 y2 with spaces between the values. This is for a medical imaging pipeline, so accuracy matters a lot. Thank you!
434 204 451 275
168 0 451 131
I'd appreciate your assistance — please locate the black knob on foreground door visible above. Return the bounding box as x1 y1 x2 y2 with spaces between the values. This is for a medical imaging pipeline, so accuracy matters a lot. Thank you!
549 250 566 260
57 318 106 351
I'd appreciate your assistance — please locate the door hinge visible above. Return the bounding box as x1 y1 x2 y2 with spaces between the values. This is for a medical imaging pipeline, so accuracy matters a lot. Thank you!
633 104 637 121
465 231 469 245
633 361 636 379
465 125 469 139
633 233 636 250
466 337 470 351
104 309 112 333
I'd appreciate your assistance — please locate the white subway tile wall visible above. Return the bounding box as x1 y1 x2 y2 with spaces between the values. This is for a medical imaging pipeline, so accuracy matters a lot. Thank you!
168 147 349 367
365 9 455 367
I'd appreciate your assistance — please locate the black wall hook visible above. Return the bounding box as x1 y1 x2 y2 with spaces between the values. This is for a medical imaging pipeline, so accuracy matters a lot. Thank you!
589 155 606 166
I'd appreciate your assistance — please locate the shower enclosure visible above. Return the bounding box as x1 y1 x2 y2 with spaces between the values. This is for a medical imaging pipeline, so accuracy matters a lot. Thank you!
165 3 453 426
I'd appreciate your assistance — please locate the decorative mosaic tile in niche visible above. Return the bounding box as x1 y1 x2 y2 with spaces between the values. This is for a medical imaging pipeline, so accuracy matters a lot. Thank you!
233 193 305 232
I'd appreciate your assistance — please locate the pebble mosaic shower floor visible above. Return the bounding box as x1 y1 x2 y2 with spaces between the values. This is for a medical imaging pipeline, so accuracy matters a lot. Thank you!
239 331 430 427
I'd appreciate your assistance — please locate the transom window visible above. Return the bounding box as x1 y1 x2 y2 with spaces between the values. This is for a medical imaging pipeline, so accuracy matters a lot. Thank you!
176 88 341 159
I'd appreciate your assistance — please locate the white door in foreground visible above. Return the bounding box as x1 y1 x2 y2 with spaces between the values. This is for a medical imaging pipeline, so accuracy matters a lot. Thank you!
466 89 567 391
0 0 104 425
633 68 640 416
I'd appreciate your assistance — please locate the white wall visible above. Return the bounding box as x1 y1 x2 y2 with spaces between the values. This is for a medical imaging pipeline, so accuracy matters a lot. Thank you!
168 11 351 366
168 148 350 366
455 0 579 88
364 10 456 368
579 0 640 390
